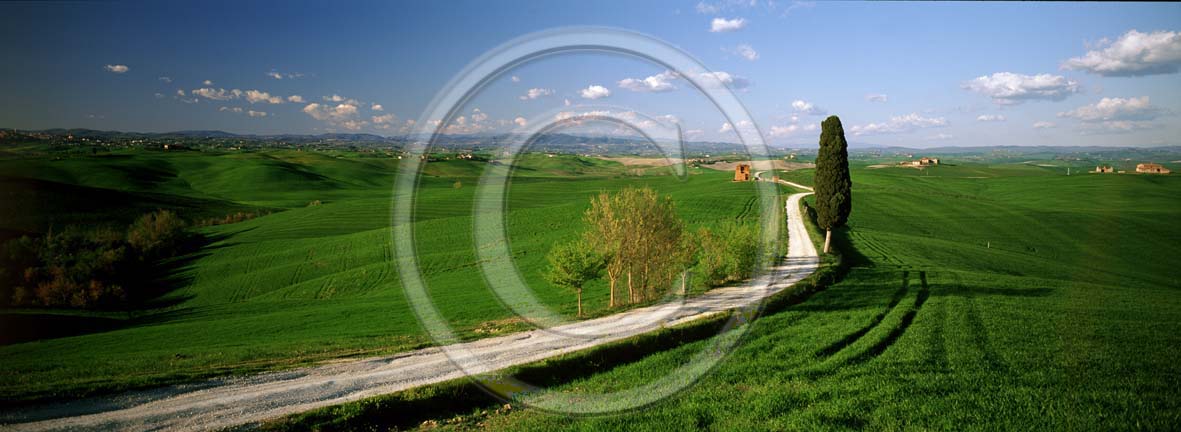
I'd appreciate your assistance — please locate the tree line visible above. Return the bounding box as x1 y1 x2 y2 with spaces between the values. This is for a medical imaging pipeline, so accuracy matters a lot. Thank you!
547 187 762 317
0 210 192 309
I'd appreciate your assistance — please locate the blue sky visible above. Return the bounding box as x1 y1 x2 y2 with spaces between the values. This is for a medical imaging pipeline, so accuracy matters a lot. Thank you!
1 0 1179 148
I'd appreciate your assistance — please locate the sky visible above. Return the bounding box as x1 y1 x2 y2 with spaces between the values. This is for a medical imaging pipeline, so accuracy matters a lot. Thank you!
1 0 1179 148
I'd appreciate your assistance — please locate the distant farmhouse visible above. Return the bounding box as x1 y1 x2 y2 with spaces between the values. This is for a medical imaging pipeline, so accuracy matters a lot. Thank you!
734 164 751 181
1136 163 1171 174
900 157 939 167
1095 165 1114 173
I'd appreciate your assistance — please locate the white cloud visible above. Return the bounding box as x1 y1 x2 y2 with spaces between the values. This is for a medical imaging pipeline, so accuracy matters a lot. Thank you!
519 88 554 100
1057 96 1164 122
511 75 521 83
719 120 753 133
514 116 528 127
865 93 888 103
927 133 954 141
564 99 572 107
323 94 360 105
244 89 283 104
1062 30 1181 77
976 114 1007 122
690 71 751 90
1033 121 1056 129
618 70 679 92
191 87 241 101
579 85 611 99
371 103 383 111
302 103 359 121
695 1 719 14
471 108 488 122
769 123 817 137
203 80 214 86
267 70 304 80
104 64 129 74
372 113 397 124
287 95 305 103
247 110 267 117
735 44 759 61
791 99 826 116
962 72 1081 105
710 17 747 33
850 113 948 136
158 76 172 83
218 106 243 113
176 89 186 97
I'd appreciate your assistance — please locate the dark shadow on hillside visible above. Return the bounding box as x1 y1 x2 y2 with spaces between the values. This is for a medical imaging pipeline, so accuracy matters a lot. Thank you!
0 231 234 346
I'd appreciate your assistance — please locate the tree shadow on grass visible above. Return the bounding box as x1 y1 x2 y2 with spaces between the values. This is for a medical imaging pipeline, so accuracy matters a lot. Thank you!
0 230 240 346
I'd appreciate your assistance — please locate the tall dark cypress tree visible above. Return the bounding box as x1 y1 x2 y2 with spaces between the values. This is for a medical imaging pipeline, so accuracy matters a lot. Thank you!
814 115 852 254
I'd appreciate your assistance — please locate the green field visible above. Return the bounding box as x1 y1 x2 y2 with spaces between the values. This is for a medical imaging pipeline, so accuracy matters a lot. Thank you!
457 163 1181 430
0 150 771 401
3 151 1180 430
268 162 1181 431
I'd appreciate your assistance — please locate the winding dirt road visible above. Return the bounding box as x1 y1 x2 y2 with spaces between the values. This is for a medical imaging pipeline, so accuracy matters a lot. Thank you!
2 185 818 431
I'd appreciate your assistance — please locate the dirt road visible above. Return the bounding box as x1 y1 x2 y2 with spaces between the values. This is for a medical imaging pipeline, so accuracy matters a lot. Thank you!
3 189 818 431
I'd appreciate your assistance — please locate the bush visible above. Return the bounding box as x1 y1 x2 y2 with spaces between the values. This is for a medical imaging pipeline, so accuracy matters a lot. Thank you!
127 210 187 258
696 222 760 288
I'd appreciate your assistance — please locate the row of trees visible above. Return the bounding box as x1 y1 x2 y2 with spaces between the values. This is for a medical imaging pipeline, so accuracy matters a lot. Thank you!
0 210 190 309
547 187 762 317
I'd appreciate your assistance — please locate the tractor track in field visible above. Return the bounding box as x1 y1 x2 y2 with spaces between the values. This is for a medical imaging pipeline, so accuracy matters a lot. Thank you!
958 272 1010 373
815 270 911 358
845 270 930 364
1 191 821 432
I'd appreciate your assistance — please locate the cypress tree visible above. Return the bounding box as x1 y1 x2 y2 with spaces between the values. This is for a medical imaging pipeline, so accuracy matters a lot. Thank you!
814 115 852 254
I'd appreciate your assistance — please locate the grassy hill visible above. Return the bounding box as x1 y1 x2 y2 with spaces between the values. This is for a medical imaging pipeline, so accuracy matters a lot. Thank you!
455 164 1181 430
0 150 770 401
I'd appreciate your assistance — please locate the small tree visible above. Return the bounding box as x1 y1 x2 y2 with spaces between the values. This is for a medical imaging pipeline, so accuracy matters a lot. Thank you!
814 115 852 254
545 239 605 317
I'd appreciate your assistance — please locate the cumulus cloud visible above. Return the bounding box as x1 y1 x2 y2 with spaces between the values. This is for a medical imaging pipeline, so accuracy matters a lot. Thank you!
1057 96 1164 122
514 116 528 127
323 94 360 105
371 104 383 111
158 76 172 83
287 95 305 103
564 99 572 107
865 93 888 103
247 110 267 117
191 87 241 101
1062 30 1181 77
1033 121 1056 129
962 72 1081 105
244 89 283 104
769 123 817 137
203 80 214 86
695 1 719 14
710 17 747 33
470 108 488 122
690 71 751 90
511 75 521 83
791 99 826 116
735 44 759 61
218 106 243 113
303 103 359 121
519 88 554 100
372 113 396 124
976 114 1007 122
618 70 679 92
104 64 129 73
719 120 753 133
927 133 954 141
267 70 304 80
849 113 948 136
579 85 611 99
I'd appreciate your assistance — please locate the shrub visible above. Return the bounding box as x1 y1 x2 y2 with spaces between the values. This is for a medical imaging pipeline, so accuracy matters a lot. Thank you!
127 210 187 258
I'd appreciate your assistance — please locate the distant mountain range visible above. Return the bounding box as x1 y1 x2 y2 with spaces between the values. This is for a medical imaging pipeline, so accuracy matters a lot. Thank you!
3 128 1178 159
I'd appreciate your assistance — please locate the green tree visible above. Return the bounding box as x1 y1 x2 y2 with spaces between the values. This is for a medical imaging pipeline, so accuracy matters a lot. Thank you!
545 240 605 317
814 115 853 254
